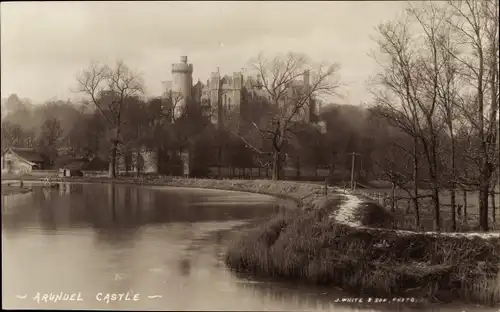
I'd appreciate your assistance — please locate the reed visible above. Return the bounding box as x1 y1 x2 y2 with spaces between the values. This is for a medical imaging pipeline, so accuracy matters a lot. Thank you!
225 202 500 306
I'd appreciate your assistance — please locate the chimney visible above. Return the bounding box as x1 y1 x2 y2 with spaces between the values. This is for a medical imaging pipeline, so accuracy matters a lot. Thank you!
180 56 188 63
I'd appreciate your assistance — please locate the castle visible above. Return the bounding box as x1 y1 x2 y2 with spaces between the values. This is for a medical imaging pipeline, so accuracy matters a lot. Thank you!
124 56 321 174
162 56 320 127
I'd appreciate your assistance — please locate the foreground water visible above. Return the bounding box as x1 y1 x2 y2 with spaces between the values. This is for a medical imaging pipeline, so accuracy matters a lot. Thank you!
1 182 496 311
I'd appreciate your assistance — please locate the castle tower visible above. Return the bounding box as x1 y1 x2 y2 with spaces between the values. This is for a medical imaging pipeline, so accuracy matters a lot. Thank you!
303 70 310 85
232 72 243 110
171 56 193 111
210 71 221 126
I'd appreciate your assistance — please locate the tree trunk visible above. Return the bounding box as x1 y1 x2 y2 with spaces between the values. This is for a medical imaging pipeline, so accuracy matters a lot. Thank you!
412 138 420 222
479 180 490 232
450 135 457 231
272 150 282 181
390 181 396 212
109 139 118 178
491 190 496 224
432 183 441 232
428 137 441 231
296 156 300 178
463 190 468 225
135 151 141 177
413 196 420 229
450 189 456 231
477 29 488 232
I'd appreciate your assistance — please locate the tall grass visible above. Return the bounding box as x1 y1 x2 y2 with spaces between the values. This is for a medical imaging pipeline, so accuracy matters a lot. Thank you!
225 202 500 306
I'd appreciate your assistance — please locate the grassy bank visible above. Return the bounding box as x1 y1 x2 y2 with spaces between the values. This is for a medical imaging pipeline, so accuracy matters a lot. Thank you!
225 197 500 306
1 174 333 207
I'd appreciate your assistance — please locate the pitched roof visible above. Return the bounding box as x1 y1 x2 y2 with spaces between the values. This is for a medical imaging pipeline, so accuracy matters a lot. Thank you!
55 156 88 170
55 155 108 171
6 148 44 163
86 157 109 171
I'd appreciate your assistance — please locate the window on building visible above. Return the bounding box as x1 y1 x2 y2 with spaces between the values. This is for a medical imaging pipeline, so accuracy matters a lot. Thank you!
228 97 232 110
224 94 227 105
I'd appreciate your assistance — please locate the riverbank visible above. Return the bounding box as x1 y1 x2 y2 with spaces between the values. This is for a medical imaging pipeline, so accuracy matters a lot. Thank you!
0 175 334 208
226 192 500 307
1 185 33 196
3 174 499 306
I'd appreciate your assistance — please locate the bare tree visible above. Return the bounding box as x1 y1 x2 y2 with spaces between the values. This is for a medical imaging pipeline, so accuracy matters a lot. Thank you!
76 61 144 178
370 12 436 229
369 120 425 227
446 0 499 231
162 91 185 123
434 8 462 231
238 52 341 180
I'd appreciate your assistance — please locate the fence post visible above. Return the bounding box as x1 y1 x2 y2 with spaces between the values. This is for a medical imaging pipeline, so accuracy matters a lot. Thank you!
324 179 328 196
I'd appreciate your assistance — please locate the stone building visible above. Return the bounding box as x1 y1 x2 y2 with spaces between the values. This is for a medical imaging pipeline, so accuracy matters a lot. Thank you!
162 56 320 129
1 147 45 174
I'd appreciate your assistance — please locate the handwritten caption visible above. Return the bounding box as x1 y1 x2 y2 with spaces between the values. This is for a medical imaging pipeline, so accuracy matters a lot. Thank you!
16 291 163 304
333 297 422 304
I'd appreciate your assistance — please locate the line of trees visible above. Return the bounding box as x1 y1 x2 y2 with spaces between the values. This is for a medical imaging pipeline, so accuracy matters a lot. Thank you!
369 0 499 231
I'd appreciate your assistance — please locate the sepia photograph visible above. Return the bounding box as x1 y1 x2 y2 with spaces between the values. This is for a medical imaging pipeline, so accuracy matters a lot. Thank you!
1 1 499 311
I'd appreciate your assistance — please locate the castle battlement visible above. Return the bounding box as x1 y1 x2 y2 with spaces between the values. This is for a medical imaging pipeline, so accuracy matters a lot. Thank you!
172 63 193 73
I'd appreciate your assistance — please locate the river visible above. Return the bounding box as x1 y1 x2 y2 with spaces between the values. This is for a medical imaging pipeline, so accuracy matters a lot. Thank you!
1 182 496 311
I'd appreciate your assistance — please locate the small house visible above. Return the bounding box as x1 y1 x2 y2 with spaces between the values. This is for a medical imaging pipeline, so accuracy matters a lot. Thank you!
1 147 45 174
58 158 87 177
55 154 108 177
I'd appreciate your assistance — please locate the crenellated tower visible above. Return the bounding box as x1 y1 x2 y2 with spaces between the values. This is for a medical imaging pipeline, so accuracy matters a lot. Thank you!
171 56 193 111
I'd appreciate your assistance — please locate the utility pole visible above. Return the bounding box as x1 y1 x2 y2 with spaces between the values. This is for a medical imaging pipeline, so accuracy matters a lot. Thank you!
348 152 360 189
360 157 364 179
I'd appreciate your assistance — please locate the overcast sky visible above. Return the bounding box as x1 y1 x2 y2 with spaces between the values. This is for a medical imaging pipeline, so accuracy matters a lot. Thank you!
1 1 408 105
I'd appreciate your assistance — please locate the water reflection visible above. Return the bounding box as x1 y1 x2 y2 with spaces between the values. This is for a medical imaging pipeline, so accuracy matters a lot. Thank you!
2 183 490 311
4 183 284 232
179 258 191 276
